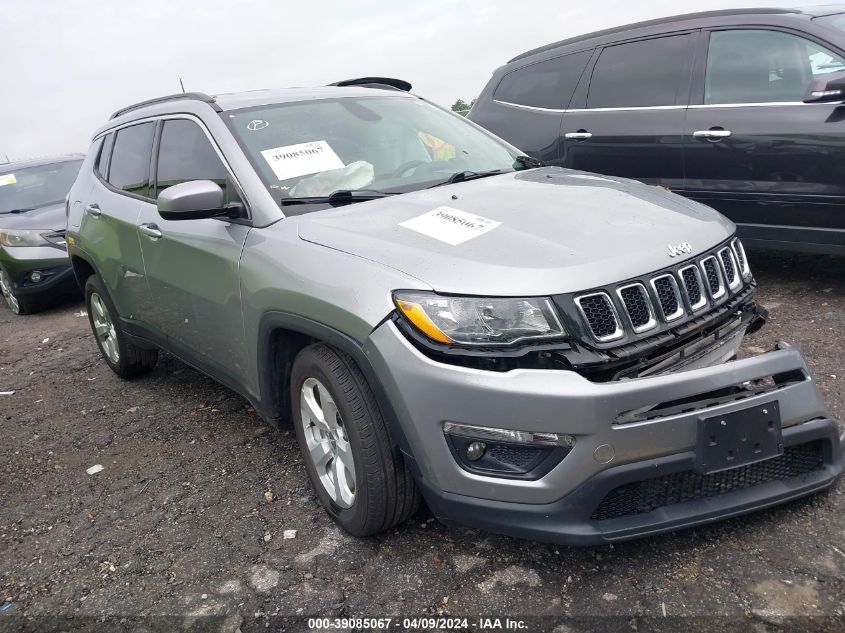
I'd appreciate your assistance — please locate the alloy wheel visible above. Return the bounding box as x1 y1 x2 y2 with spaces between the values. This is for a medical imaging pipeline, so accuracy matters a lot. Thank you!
90 292 120 363
299 376 356 508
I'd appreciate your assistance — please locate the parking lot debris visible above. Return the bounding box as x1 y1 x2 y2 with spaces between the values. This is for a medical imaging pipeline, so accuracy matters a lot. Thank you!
86 464 104 475
0 391 14 396
263 532 272 542
283 529 297 539
42 338 49 344
264 491 274 502
0 603 11 613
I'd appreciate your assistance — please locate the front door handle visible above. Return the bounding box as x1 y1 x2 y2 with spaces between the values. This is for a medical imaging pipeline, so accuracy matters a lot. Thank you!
139 223 162 239
693 129 732 140
85 203 101 217
565 130 593 140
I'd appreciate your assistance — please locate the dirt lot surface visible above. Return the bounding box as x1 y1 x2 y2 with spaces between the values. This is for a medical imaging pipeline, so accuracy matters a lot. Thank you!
1 251 843 633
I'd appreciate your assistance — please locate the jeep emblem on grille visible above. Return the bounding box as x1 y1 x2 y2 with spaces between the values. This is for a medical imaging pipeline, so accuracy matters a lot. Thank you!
667 241 693 257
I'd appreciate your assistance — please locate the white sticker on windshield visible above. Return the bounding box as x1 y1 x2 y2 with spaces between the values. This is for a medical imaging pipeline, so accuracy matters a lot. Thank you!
260 141 344 181
0 174 16 187
400 207 501 246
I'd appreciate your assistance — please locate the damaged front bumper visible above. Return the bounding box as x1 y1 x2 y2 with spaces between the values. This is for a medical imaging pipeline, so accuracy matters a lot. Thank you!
365 321 843 545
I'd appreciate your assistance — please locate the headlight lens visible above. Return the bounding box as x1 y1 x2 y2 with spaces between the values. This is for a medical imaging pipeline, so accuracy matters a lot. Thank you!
0 229 51 248
394 291 565 346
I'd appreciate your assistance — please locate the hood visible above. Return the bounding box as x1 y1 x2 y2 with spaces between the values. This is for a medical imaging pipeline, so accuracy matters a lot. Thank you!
0 203 66 232
296 167 735 296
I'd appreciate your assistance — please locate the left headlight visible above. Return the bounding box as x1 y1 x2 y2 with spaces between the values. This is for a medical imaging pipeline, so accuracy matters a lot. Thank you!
0 229 51 248
394 291 566 346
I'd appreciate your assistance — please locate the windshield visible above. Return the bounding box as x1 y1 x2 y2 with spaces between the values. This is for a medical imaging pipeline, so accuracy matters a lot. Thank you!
816 13 845 33
225 96 522 206
0 160 83 214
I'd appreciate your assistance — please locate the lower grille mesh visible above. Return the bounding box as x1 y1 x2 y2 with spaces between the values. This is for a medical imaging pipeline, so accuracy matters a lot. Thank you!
591 441 825 521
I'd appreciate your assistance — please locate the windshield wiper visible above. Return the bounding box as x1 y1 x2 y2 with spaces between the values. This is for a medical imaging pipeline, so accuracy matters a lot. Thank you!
280 189 396 207
428 169 505 188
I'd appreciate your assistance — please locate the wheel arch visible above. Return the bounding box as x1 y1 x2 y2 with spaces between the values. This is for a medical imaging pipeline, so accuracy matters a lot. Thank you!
256 310 416 459
70 253 97 291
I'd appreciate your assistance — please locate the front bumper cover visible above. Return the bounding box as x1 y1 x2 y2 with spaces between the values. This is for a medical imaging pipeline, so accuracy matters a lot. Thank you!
418 418 842 545
364 321 842 543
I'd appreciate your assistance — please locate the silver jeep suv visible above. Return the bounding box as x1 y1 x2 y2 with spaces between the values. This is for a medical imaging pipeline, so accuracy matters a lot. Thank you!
66 80 843 545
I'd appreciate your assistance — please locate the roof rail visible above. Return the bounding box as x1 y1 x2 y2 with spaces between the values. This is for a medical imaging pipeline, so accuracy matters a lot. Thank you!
110 92 221 120
329 77 412 92
509 7 799 63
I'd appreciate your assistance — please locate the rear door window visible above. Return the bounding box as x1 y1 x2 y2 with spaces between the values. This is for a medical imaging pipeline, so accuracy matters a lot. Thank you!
95 133 114 179
107 122 156 198
587 35 691 108
704 29 845 104
155 119 240 203
494 50 592 109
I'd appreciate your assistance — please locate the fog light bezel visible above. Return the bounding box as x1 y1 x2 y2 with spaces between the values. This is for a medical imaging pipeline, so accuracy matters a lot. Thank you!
443 421 575 480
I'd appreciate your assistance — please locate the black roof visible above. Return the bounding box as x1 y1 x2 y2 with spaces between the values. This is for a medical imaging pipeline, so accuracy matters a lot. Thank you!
509 7 801 63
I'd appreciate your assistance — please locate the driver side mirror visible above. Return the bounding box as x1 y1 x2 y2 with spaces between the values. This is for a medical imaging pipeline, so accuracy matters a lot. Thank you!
803 70 845 103
157 180 241 221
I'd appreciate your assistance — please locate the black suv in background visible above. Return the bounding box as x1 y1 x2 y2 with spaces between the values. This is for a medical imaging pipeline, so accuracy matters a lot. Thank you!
469 7 845 255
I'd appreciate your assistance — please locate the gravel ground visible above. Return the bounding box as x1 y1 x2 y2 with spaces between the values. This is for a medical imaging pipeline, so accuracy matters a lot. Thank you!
0 251 843 633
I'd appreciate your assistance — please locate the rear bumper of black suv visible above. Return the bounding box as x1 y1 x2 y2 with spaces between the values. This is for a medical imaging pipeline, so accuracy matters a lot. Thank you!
417 417 843 546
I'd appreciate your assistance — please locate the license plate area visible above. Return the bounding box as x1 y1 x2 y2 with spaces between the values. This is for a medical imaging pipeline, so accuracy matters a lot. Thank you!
696 400 783 474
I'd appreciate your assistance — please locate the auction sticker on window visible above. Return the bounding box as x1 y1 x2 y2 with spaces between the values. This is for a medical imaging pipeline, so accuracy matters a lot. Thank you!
260 141 344 181
0 174 16 187
400 207 501 245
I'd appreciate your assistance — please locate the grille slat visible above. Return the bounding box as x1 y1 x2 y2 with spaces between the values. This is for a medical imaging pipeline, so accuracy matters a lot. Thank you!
651 275 684 321
731 238 749 279
719 248 738 288
575 293 621 341
679 265 706 311
701 256 726 299
617 284 654 332
591 441 825 521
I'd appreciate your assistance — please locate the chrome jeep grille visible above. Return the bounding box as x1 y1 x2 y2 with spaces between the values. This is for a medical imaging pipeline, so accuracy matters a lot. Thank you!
574 239 751 344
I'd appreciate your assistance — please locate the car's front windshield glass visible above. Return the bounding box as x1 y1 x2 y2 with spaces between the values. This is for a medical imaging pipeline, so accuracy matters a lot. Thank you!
225 96 522 208
0 160 83 214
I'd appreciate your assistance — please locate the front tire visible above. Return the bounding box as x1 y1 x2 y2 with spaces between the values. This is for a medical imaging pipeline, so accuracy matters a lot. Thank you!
84 274 158 378
0 266 33 315
291 343 420 536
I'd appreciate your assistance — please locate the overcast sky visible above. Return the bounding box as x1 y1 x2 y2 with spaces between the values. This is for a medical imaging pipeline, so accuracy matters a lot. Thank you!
0 0 823 161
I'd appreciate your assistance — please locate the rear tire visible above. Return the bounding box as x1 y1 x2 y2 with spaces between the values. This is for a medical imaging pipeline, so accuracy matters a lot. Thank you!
291 343 420 536
84 274 157 378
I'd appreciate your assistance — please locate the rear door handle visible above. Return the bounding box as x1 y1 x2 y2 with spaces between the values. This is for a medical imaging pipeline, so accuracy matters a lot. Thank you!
693 129 732 140
85 203 101 217
565 131 593 140
139 223 162 239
